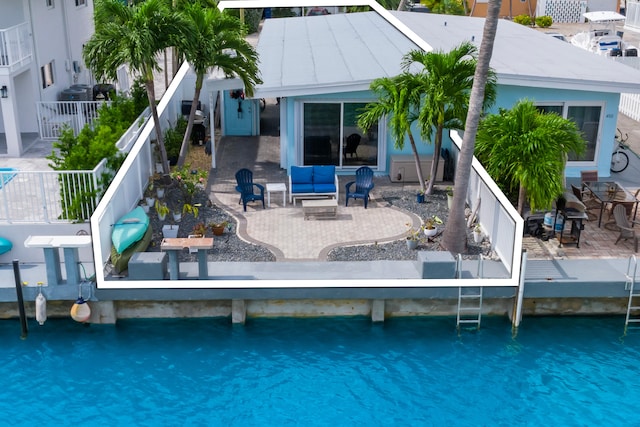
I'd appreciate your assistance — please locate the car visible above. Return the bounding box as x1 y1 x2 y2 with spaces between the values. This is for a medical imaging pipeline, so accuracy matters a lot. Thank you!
545 32 568 42
307 7 330 16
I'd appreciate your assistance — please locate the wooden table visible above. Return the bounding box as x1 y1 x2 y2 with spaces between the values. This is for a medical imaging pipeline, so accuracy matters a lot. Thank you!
302 199 338 220
161 237 213 280
584 181 638 227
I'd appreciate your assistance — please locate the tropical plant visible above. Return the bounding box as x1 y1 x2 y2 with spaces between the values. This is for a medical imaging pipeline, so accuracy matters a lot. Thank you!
513 14 532 26
535 15 553 28
191 222 207 236
423 0 466 15
424 215 444 230
358 73 428 193
170 164 208 205
83 0 184 176
155 200 170 219
442 0 502 255
402 42 496 195
406 223 423 241
174 0 261 166
474 99 586 214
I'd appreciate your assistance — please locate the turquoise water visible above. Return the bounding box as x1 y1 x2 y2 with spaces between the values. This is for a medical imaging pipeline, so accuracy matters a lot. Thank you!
2 316 640 426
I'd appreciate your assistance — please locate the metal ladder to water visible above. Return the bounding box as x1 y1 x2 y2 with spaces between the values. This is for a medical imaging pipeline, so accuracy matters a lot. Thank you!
456 254 484 330
624 255 639 333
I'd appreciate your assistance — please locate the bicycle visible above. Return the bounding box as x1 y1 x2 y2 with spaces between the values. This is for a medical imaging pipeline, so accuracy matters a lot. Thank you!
611 128 630 173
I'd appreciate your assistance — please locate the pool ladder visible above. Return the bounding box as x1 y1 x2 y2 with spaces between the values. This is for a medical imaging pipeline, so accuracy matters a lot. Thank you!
624 255 640 332
456 255 484 330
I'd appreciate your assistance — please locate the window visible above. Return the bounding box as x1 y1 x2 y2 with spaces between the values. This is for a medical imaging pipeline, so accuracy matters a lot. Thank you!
75 0 86 6
41 61 54 89
302 102 379 168
46 0 54 8
537 103 603 163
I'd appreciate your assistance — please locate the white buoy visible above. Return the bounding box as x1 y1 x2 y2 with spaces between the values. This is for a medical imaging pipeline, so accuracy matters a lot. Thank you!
70 297 91 323
35 291 47 326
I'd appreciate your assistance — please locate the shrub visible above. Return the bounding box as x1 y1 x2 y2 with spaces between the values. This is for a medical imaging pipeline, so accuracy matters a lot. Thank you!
535 15 553 28
513 14 532 26
164 115 187 164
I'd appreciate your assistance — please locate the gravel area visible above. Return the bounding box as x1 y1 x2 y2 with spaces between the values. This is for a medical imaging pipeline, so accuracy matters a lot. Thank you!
142 183 493 263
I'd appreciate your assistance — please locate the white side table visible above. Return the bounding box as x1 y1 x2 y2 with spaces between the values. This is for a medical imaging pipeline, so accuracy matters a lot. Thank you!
266 183 287 207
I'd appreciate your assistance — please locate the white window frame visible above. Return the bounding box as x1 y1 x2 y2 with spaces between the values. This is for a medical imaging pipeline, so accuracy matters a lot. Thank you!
41 61 55 89
536 100 605 167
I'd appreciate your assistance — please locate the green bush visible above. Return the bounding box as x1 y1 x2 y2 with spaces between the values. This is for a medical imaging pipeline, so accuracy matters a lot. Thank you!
164 115 188 164
535 15 553 28
513 14 532 26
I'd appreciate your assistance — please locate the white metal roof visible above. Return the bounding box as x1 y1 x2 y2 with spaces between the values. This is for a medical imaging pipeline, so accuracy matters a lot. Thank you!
254 11 640 98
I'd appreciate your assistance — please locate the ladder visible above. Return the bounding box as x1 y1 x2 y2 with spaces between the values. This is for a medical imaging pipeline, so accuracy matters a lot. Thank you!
625 255 639 333
456 255 484 330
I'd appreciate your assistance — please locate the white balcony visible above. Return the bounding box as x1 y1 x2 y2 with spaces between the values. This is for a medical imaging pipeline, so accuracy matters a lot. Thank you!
0 22 33 73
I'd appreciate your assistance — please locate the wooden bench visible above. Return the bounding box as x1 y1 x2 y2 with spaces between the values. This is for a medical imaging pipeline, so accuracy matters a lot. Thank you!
302 199 338 220
24 235 92 285
161 237 213 280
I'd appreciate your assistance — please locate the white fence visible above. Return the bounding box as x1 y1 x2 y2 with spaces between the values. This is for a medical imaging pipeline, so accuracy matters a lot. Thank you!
615 56 640 121
37 101 106 140
0 22 32 70
0 159 106 223
449 131 523 275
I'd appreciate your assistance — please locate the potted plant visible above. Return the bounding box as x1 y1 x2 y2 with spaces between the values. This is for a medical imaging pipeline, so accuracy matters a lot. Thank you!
190 222 207 237
209 220 229 236
155 200 169 221
162 224 179 238
423 215 443 238
416 189 425 204
446 186 454 209
156 185 165 199
182 203 200 219
405 223 422 250
473 223 483 243
173 210 182 222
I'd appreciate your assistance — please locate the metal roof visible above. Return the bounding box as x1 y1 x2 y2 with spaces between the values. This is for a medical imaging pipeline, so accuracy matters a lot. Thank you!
254 11 640 98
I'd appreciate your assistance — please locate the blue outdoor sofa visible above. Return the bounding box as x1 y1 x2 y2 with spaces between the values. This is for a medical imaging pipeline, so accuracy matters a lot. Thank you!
289 165 339 205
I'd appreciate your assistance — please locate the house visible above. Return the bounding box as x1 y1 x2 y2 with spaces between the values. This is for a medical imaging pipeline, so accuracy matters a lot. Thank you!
225 9 640 181
0 0 95 157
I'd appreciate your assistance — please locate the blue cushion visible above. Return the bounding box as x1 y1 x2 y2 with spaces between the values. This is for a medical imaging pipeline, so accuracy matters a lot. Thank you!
291 166 313 184
314 183 336 193
292 183 314 193
313 165 335 184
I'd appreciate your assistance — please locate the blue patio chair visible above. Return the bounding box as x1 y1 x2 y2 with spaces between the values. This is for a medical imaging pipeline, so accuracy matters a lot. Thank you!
235 168 265 212
345 166 374 208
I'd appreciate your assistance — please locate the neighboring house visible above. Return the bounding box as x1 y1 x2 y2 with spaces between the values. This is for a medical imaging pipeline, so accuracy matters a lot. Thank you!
220 10 640 181
0 0 94 157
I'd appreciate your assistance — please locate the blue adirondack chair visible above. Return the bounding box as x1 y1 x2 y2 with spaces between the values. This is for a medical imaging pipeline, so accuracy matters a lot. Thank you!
235 168 265 212
345 166 374 208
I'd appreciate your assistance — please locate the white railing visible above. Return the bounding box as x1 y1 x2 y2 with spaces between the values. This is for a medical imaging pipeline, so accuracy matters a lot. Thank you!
37 101 107 140
0 22 32 69
449 130 524 275
117 107 151 152
615 57 640 121
625 0 640 32
0 159 106 223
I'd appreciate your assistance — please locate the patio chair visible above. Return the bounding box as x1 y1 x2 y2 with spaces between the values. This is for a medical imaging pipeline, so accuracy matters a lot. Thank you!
614 204 640 252
343 133 361 159
235 168 265 212
580 170 598 188
345 166 374 208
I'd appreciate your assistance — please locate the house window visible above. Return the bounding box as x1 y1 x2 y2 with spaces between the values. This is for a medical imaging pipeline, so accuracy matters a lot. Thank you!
302 102 379 168
537 103 603 163
75 0 86 6
41 61 54 89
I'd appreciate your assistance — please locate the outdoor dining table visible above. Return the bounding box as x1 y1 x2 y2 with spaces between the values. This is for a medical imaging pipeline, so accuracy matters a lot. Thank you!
584 181 638 227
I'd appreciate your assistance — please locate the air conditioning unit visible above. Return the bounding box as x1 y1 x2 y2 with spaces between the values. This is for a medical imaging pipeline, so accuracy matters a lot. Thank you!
390 155 444 183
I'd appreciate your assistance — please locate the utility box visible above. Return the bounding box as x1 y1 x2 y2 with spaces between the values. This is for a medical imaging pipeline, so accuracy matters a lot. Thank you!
416 251 456 279
128 252 167 280
390 155 444 183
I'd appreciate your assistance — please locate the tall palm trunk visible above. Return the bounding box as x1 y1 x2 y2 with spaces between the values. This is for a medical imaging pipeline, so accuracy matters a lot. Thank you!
517 184 526 215
408 130 427 193
145 76 170 176
425 122 443 195
442 0 502 254
177 73 204 167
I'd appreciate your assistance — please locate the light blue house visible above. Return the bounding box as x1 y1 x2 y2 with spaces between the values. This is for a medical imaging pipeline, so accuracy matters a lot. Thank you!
222 10 640 181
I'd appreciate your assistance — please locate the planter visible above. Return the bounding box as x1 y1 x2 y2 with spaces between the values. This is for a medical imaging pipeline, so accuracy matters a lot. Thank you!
146 197 155 207
141 205 150 213
416 193 425 204
158 212 167 221
155 162 163 173
473 231 483 243
162 225 179 238
211 226 225 236
406 238 418 250
447 194 453 210
424 227 437 238
173 212 182 222
156 188 165 199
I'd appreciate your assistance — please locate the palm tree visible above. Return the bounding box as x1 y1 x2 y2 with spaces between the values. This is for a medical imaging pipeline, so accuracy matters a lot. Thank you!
475 100 586 214
358 73 429 193
441 0 502 255
83 0 180 176
403 42 496 195
174 0 261 167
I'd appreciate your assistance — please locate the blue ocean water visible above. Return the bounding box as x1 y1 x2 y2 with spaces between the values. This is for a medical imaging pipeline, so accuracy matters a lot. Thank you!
1 316 639 426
